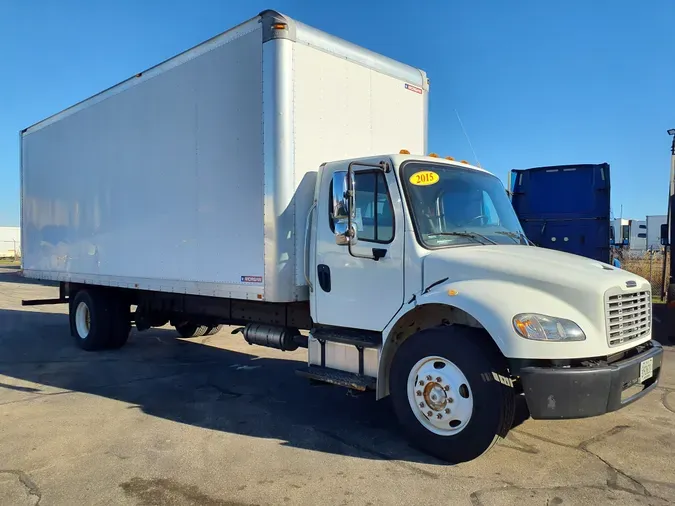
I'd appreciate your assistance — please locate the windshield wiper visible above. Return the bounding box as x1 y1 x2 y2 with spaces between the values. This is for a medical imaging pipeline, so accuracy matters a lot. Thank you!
495 231 532 245
427 232 497 245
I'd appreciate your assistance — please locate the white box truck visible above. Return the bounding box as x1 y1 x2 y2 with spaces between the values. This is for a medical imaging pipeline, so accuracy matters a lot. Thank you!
20 10 663 463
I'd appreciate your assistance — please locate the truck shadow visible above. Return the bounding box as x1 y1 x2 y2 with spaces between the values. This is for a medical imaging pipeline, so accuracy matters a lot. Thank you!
0 308 532 465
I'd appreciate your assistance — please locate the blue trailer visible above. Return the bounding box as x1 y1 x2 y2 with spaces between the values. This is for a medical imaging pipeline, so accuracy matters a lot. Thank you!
510 163 611 263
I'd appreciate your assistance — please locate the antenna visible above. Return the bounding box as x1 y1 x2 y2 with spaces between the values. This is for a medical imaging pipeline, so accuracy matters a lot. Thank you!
454 109 481 168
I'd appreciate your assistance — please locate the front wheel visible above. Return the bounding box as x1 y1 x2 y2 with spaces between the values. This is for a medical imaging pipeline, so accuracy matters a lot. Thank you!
389 326 515 463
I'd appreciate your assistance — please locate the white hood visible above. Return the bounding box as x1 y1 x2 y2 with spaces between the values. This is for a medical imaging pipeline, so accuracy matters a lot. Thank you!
420 245 651 359
423 245 646 294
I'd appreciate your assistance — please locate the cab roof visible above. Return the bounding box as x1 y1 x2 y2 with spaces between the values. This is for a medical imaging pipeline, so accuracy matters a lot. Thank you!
321 154 492 176
389 154 490 175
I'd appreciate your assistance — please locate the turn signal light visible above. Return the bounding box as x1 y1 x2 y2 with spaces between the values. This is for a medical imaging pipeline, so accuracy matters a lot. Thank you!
514 318 532 336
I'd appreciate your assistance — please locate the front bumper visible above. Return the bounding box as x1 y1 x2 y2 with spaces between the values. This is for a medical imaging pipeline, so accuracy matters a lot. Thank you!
519 340 663 419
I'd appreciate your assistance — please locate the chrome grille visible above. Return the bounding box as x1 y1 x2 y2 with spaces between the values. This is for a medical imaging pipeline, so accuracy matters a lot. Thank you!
605 289 651 347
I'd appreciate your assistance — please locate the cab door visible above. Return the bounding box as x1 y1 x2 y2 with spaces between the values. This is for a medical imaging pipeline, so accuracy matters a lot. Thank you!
312 161 405 331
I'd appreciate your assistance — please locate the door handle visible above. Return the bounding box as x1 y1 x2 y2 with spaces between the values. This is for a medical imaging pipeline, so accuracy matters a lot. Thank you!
317 264 331 293
372 248 387 261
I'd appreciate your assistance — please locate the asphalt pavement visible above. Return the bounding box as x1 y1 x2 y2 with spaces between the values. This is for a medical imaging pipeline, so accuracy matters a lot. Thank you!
1 265 674 505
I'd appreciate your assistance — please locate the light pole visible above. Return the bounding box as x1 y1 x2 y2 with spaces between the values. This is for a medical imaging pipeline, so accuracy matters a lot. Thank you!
666 129 675 301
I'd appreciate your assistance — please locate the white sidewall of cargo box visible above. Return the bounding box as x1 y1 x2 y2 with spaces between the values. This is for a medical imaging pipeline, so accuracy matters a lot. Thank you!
21 21 266 298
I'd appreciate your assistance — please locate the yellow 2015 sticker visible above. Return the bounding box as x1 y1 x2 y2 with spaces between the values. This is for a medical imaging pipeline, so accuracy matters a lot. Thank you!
409 170 439 186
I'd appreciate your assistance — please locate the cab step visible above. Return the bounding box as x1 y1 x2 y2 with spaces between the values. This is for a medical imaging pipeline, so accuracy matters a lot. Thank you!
296 365 376 391
311 327 381 348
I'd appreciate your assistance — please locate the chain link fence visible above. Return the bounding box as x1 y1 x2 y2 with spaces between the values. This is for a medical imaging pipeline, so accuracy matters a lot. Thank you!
621 250 668 300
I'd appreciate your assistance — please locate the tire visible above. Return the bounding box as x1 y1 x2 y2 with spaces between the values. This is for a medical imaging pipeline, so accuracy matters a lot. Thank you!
175 322 209 338
205 325 223 336
69 289 130 351
107 296 131 349
389 325 515 463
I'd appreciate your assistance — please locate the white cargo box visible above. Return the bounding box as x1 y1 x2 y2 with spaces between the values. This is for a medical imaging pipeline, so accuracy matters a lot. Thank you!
21 10 428 302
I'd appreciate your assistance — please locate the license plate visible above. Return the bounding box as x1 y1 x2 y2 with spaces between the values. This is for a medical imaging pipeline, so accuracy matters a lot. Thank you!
639 357 654 383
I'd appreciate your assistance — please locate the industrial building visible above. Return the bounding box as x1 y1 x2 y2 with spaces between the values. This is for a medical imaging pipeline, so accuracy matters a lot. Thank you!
0 226 21 258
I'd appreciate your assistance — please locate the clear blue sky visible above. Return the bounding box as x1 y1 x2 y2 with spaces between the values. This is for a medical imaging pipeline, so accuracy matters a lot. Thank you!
1 0 673 226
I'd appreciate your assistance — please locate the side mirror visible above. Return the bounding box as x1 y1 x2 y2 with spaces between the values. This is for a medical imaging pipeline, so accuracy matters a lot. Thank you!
331 172 358 246
661 223 669 246
334 219 358 246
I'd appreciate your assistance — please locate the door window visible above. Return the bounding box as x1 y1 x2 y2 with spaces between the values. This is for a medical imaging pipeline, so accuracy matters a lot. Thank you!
328 171 394 243
353 171 394 243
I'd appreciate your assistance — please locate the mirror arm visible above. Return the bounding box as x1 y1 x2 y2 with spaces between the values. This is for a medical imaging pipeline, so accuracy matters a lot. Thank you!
346 160 388 261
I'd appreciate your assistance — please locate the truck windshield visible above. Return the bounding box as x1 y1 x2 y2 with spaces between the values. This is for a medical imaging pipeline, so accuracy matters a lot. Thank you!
401 162 527 248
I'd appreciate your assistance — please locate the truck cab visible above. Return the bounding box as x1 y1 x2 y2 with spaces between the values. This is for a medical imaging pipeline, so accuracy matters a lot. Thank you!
306 153 663 462
310 154 527 331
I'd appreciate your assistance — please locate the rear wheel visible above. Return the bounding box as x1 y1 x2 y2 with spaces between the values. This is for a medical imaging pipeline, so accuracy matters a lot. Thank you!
205 325 223 336
389 325 515 463
70 289 130 351
175 322 209 338
107 297 131 349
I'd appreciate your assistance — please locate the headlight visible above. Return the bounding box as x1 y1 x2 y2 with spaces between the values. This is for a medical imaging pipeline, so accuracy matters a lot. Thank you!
512 313 586 341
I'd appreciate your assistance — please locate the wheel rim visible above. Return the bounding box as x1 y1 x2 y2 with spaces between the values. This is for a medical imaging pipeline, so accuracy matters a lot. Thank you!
75 301 91 339
406 355 473 436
